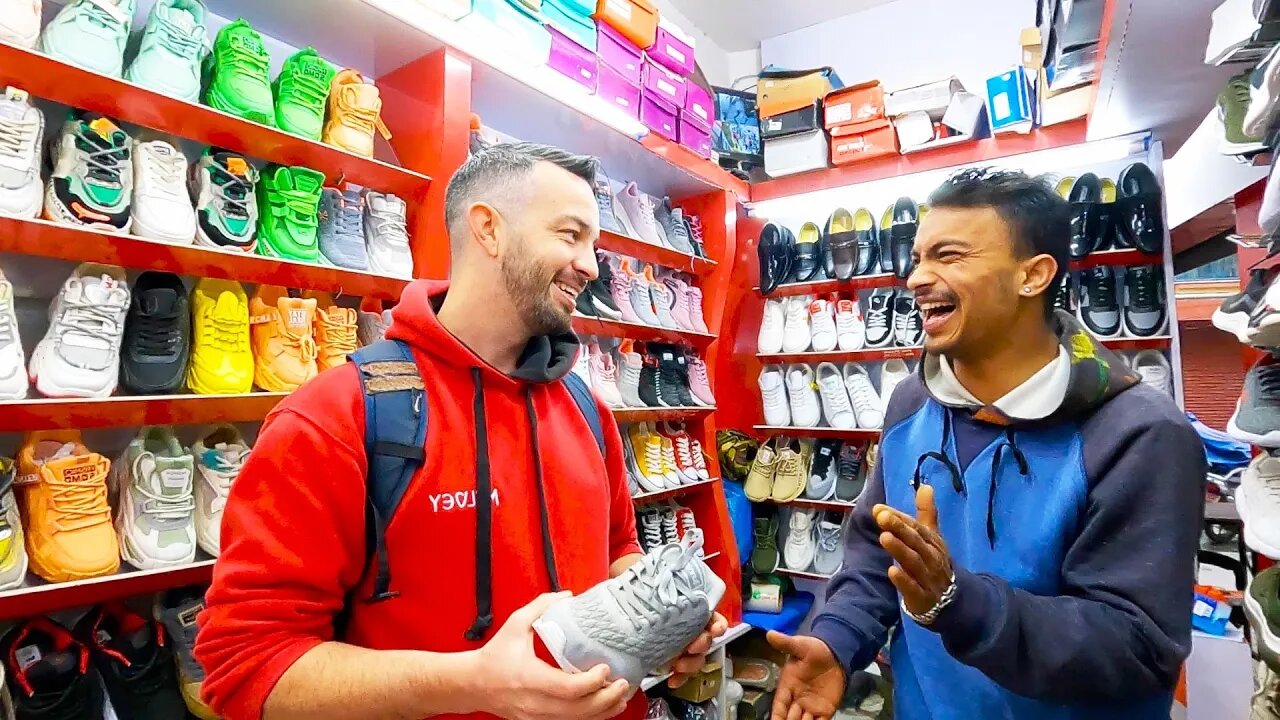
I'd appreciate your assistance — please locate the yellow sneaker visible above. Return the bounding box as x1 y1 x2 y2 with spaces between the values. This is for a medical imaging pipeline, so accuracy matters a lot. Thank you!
303 291 358 372
744 438 779 502
0 457 27 590
187 278 254 395
323 69 391 158
249 285 318 392
770 438 808 502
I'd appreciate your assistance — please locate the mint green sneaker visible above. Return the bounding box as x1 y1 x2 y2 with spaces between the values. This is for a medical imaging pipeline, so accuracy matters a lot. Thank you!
39 0 137 78
125 0 209 102
203 18 274 126
273 48 335 140
257 165 323 262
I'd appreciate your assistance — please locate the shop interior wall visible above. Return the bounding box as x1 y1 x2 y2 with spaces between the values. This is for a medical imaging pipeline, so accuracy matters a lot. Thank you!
1179 321 1246 431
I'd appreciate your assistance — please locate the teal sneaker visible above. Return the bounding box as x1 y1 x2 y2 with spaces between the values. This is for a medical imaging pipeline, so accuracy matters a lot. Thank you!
125 0 209 101
273 48 335 140
257 165 323 262
39 0 137 78
203 18 274 126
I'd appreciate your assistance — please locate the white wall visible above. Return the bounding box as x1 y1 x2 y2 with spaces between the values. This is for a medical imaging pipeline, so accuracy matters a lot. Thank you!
651 0 735 87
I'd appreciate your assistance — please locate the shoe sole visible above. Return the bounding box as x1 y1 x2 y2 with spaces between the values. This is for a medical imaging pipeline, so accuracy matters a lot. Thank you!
1227 407 1280 448
195 223 257 253
1243 586 1280 669
1212 309 1251 342
42 182 129 234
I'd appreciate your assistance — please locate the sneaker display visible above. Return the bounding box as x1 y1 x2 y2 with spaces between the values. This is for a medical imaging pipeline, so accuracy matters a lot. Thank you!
112 426 196 570
588 344 625 408
203 19 275 126
1221 71 1268 155
656 198 695 254
879 359 911 411
125 0 208 101
758 365 789 427
274 48 335 140
864 288 896 348
532 530 725 686
805 439 841 501
131 139 196 244
750 514 780 574
1215 268 1270 342
1122 265 1167 337
594 174 627 235
1246 567 1280 673
812 517 844 575
0 268 28 401
617 183 664 246
893 293 923 347
0 457 27 590
810 297 837 352
249 285 318 392
758 298 785 354
39 0 135 77
771 439 808 502
786 364 820 428
744 438 779 502
0 0 40 48
190 149 258 252
843 363 884 429
192 424 246 557
782 508 817 571
186 278 253 395
257 165 324 263
75 604 188 719
29 263 129 399
834 444 865 503
1078 266 1122 338
318 183 369 270
16 430 119 582
782 296 812 354
1131 350 1172 396
1 618 103 719
816 362 855 429
44 113 132 232
121 271 190 395
834 298 865 351
1238 451 1280 558
0 88 43 219
365 191 414 278
323 69 390 157
1230 356 1280 447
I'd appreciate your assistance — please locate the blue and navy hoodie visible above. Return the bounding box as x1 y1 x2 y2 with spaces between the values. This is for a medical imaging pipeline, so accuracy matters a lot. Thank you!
810 311 1205 720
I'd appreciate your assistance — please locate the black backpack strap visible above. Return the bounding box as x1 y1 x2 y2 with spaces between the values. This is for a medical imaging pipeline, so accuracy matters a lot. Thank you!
562 371 605 455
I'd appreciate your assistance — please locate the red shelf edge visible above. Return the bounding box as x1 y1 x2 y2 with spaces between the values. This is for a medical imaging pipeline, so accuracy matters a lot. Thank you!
631 477 722 505
639 134 751 200
572 315 717 348
0 393 290 432
752 425 882 440
0 561 215 621
613 406 716 423
597 230 718 276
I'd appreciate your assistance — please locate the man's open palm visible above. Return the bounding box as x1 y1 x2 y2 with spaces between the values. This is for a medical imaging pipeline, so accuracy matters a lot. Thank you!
768 631 844 720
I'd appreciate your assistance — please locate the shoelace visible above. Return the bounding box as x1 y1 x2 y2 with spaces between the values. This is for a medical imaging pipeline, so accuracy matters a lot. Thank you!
76 0 131 31
337 86 392 139
817 525 841 553
1130 271 1157 310
279 62 329 109
821 376 854 416
643 439 665 476
200 450 245 511
207 299 249 351
847 373 878 411
0 115 38 158
60 296 125 350
370 204 410 245
1137 366 1168 387
318 312 358 356
785 300 808 327
893 307 910 337
48 476 110 528
0 287 15 347
133 308 181 355
211 159 255 222
687 287 706 325
1231 76 1253 107
634 195 658 233
671 433 695 469
1088 272 1117 309
331 195 364 236
777 450 802 480
660 438 680 474
866 302 889 333
677 510 697 538
592 355 618 383
835 304 860 331
77 128 130 187
608 532 703 631
154 13 207 59
224 30 270 80
689 358 710 391
140 146 187 199
690 440 708 474
640 514 664 548
130 454 196 520
1256 363 1280 400
837 449 860 480
660 510 679 544
280 321 319 363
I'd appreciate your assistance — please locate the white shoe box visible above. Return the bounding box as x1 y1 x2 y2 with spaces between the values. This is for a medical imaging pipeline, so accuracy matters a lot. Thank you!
764 129 830 178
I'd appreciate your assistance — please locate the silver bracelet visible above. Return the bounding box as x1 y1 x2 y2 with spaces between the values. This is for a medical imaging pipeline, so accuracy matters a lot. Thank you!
903 573 958 626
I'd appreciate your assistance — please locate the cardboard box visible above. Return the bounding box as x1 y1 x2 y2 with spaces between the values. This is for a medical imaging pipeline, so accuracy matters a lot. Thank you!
761 102 822 139
986 66 1035 134
1038 67 1092 125
669 660 722 703
824 80 886 129
764 128 830 177
830 118 898 165
900 91 990 153
1021 26 1045 69
757 66 842 118
884 77 963 121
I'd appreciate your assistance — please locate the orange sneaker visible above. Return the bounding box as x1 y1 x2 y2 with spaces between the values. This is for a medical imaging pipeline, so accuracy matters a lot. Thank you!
249 285 318 392
303 291 358 372
15 430 119 583
323 69 391 158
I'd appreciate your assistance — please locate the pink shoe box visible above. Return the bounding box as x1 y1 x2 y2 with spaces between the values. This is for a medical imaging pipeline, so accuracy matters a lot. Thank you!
679 116 712 158
649 16 696 76
683 82 714 133
595 62 641 117
597 23 643 85
546 25 599 92
641 93 679 141
641 57 687 108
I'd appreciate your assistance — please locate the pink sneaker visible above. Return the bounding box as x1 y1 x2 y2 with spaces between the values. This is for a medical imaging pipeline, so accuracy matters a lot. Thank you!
686 284 709 334
588 343 625 407
664 275 696 331
686 214 706 258
616 182 664 246
687 354 716 407
609 257 640 323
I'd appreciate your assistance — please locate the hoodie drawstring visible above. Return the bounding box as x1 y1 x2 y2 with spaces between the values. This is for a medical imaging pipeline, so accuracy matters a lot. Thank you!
988 430 1030 548
912 409 964 494
524 389 561 592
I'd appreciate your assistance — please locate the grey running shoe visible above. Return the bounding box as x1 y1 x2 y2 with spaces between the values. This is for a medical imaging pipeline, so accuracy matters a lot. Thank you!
357 308 391 347
1078 266 1122 337
155 587 216 719
595 173 627 235
365 190 413 279
812 517 844 576
656 198 694 254
618 344 645 408
533 530 725 686
1231 356 1280 447
834 444 865 503
1122 265 1167 337
628 266 662 326
319 184 369 270
651 277 678 329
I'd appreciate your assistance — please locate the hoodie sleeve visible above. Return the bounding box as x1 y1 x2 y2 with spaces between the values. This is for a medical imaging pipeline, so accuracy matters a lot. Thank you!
599 398 641 562
928 396 1203 703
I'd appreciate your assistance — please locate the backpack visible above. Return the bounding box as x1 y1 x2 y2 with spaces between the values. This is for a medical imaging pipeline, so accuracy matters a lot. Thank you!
337 339 605 632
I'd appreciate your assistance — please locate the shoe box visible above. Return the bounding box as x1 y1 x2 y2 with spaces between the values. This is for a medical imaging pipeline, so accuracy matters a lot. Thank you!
543 0 598 50
681 83 715 158
823 81 896 167
762 102 822 140
897 91 990 153
764 128 830 178
460 0 553 64
986 65 1036 135
757 66 843 120
594 0 660 50
548 26 600 92
650 16 696 77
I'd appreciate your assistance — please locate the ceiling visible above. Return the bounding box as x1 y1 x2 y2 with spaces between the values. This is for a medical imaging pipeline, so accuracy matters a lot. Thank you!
663 0 895 51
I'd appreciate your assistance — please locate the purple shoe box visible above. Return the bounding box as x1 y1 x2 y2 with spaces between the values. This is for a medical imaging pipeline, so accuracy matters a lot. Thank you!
678 117 712 158
683 82 714 133
597 23 644 85
641 93 679 141
595 62 642 118
547 25 599 92
649 19 696 76
642 57 687 108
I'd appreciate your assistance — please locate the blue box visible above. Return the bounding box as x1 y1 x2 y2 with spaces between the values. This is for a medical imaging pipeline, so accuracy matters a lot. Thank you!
542 0 597 51
985 66 1035 135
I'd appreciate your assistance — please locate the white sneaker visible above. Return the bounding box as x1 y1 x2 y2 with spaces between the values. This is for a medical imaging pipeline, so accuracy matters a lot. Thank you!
571 343 592 385
816 362 855 429
1238 451 1280 559
0 87 43 219
812 518 844 576
758 365 790 426
834 298 865 351
810 297 837 352
588 344 626 408
879 359 911 411
131 139 196 244
758 298 785 354
1131 350 1172 396
843 363 884 429
863 289 895 348
783 509 818 571
0 268 28 400
365 191 414 279
786 364 821 428
192 424 248 557
782 296 812 353
1245 43 1280 137
617 182 665 246
0 0 41 48
29 263 129 398
113 426 197 570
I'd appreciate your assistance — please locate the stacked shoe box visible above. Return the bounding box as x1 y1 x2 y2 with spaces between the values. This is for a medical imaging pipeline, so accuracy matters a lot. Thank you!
543 0 601 92
824 81 897 167
888 77 991 153
459 0 554 64
759 67 842 177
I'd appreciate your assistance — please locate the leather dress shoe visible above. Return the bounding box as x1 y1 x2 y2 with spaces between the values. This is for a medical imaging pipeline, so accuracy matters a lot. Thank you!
878 205 894 274
890 196 918 279
757 222 785 293
851 207 879 276
1067 173 1102 260
792 222 823 282
825 208 858 281
1117 162 1164 254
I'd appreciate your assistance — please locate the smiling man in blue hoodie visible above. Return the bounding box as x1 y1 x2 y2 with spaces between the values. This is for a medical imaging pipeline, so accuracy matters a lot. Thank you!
769 168 1204 720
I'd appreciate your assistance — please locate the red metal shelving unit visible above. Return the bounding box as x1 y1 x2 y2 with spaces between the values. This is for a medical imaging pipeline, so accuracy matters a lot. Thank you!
572 315 719 348
632 477 722 506
0 562 215 622
0 394 290 433
613 407 716 423
597 230 718 277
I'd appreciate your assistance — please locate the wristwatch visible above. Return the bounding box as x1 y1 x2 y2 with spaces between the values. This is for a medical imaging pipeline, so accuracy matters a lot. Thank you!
903 573 958 626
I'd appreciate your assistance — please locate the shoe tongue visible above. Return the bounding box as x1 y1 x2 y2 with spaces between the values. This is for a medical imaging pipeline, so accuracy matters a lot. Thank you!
277 298 314 335
18 642 81 696
98 616 156 670
0 89 29 121
206 442 247 471
140 287 179 316
145 454 193 498
162 5 197 33
370 192 405 216
289 169 323 196
78 274 126 306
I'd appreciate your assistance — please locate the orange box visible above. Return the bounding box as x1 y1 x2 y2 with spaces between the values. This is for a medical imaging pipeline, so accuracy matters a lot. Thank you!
823 81 886 129
593 0 659 49
758 67 839 119
829 118 898 166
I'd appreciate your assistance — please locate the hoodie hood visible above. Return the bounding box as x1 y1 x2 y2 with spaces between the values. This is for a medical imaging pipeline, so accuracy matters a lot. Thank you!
385 280 580 384
921 309 1139 426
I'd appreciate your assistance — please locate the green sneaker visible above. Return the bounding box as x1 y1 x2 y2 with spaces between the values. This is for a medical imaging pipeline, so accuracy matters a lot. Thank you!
125 0 208 102
203 19 274 126
750 514 780 575
273 48 335 140
257 165 323 262
1247 567 1280 673
1220 72 1267 155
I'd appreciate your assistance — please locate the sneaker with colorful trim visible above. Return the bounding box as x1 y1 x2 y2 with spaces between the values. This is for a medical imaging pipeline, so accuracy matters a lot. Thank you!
249 285 317 392
43 113 132 232
28 263 130 399
74 603 189 718
305 290 358 372
257 165 323 263
192 425 248 556
112 426 196 570
154 588 217 719
190 149 257 252
1 617 103 719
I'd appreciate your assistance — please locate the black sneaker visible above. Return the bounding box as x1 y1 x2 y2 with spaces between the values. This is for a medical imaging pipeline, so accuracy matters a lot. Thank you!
574 287 597 318
864 288 897 348
656 350 686 408
805 439 842 501
121 271 190 394
893 293 923 347
589 256 622 320
1078 266 1122 337
1122 265 1167 337
1214 268 1269 340
834 444 866 503
638 353 662 407
671 352 696 407
74 604 188 720
1054 272 1075 313
2 618 103 720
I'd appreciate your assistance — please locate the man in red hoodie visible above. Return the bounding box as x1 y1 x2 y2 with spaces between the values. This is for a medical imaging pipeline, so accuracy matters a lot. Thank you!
195 143 725 720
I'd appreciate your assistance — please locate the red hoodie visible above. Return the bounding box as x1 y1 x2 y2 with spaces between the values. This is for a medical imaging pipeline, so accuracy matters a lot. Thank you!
195 281 643 720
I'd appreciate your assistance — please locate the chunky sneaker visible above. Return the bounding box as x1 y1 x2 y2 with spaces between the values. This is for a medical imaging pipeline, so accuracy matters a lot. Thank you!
154 588 217 720
1237 451 1280 558
40 0 136 77
781 295 812 354
1 618 104 719
750 515 780 574
816 362 855 429
29 263 129 399
356 305 391 347
1245 567 1280 673
843 362 884 429
0 458 27 590
588 344 625 408
834 444 865 503
533 530 725 686
318 184 369 270
879 359 911 410
75 604 189 719
249 285 317 392
1230 356 1280 447
257 164 323 262
0 268 28 400
0 0 41 49
812 517 844 576
190 149 257 251
192 424 247 556
687 355 715 407
1078 266 1122 337
805 439 841 501
782 508 817 570
893 292 923 347
186 278 252 395
324 69 391 157
203 19 275 126
305 291 358 372
125 0 208 101
112 426 196 569
16 430 119 581
44 113 132 232
1122 265 1167 337
743 437 780 502
758 298 785 354
365 190 413 278
1131 350 1172 395
131 138 196 244
122 271 190 395
0 88 43 219
656 198 695 254
617 182 664 246
863 288 896 348
786 364 821 428
274 48 335 140
771 439 808 502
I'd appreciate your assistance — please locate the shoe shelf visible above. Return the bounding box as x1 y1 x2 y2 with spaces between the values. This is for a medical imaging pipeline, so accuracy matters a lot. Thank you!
0 393 290 433
613 406 716 423
1098 335 1174 351
572 315 717 349
756 272 899 299
0 560 215 622
596 230 717 278
638 134 752 201
774 568 834 582
757 346 922 364
632 477 721 506
0 42 431 199
0 217 410 301
753 425 881 441
767 498 858 512
1068 248 1163 270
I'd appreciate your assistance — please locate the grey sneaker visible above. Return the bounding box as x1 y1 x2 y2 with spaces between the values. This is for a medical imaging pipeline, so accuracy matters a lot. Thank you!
627 265 662 326
533 530 726 686
1230 357 1280 446
656 198 694 255
318 184 369 270
812 517 844 576
357 308 391 346
595 173 627 235
805 439 841 501
155 587 214 718
365 190 413 279
834 444 865 503
618 344 645 408
651 277 678 329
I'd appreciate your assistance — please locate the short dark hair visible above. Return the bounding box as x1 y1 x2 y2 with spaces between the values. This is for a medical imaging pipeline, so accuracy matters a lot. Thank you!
928 167 1072 320
444 142 599 242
